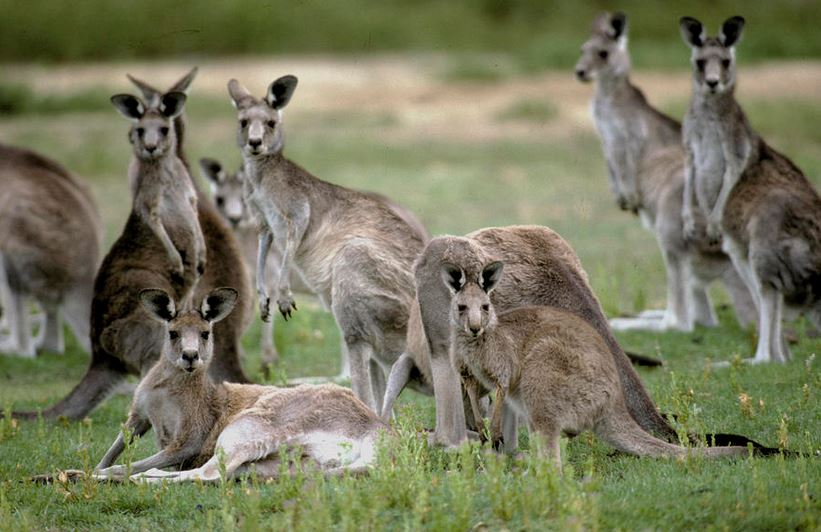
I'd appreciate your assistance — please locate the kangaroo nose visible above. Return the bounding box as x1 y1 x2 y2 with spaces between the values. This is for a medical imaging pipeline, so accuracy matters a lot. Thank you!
145 145 157 154
228 216 242 227
469 325 482 335
575 69 586 79
248 138 262 148
706 79 718 88
182 351 198 363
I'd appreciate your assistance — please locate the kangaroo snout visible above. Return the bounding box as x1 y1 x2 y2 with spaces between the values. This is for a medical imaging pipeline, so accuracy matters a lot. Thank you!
248 138 262 149
705 78 719 89
181 350 199 369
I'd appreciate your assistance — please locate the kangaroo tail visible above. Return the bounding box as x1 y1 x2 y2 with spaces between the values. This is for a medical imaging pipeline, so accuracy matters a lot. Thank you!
11 351 128 420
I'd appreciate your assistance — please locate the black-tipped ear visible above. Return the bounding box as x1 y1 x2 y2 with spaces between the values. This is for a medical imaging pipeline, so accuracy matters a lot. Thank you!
610 12 628 39
720 16 745 47
266 75 298 110
680 16 705 48
110 94 145 120
139 288 176 322
440 262 465 294
199 158 224 184
201 288 238 323
480 261 504 293
169 67 198 94
160 91 186 118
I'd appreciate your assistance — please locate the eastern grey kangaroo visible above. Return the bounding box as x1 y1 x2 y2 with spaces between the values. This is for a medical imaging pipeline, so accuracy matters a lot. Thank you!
680 16 821 363
575 12 755 332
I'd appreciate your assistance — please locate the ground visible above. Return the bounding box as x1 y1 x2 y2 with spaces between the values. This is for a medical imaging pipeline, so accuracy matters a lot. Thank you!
0 56 819 530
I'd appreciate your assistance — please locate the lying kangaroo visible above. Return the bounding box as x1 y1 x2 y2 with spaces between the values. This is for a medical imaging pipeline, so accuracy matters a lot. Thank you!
94 287 385 482
680 16 821 363
575 12 755 332
227 76 426 413
200 157 428 373
445 259 749 469
12 72 251 420
382 226 674 447
0 144 102 357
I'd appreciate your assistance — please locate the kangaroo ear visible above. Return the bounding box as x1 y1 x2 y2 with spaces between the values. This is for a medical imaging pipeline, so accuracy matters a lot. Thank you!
201 288 238 323
227 79 253 109
126 74 161 107
140 289 176 322
480 261 504 293
169 66 198 94
266 75 298 110
160 91 186 118
680 16 705 48
609 12 628 40
199 158 224 184
110 94 145 120
719 16 745 47
440 262 465 294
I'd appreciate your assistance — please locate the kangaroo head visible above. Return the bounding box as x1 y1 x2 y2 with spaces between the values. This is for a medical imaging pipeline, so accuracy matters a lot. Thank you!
575 11 630 83
442 261 503 338
227 76 298 158
110 92 186 160
680 16 745 96
200 158 249 229
139 287 238 374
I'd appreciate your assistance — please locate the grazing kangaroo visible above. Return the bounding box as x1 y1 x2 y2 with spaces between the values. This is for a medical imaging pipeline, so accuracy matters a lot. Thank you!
227 76 426 413
12 71 251 421
575 12 756 332
444 259 749 469
200 157 428 373
680 16 821 363
93 287 385 482
0 144 102 357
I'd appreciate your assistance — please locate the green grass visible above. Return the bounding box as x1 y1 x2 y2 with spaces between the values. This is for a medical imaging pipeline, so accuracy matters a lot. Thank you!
0 60 820 529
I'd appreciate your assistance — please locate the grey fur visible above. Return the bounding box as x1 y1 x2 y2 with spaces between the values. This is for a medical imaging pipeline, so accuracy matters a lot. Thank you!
681 16 821 363
228 77 428 413
575 11 755 332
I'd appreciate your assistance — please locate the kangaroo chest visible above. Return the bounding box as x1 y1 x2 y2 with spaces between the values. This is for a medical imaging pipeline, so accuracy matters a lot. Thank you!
136 387 191 450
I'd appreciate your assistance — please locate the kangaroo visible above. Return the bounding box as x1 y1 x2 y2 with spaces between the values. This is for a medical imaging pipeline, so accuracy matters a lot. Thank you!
0 144 102 357
92 287 385 483
227 76 426 414
680 16 821 363
200 157 429 374
444 259 749 469
575 12 756 332
11 72 251 421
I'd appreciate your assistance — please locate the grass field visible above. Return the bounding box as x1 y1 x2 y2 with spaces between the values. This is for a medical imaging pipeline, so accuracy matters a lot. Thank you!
0 55 819 530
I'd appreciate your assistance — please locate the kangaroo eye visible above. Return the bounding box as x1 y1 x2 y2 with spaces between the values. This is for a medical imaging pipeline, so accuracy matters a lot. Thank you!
266 120 276 128
598 50 609 60
169 330 179 340
160 126 169 136
457 305 467 312
481 304 490 311
240 119 248 128
201 331 210 340
721 59 731 68
136 127 145 137
696 59 706 72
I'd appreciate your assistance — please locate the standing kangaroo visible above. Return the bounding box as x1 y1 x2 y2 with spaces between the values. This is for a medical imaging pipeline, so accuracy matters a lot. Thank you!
680 16 821 363
575 12 756 332
445 259 750 469
227 76 426 413
200 158 428 374
0 144 102 357
12 71 251 420
93 287 385 483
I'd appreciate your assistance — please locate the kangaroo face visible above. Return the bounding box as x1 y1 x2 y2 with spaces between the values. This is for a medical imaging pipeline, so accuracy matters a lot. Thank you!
575 12 629 83
441 261 504 339
140 287 239 374
110 92 186 161
227 75 298 158
200 158 248 228
680 16 745 96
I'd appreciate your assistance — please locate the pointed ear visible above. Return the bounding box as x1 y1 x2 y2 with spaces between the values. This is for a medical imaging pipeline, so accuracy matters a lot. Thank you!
480 261 504 293
440 262 465 294
169 66 198 94
227 79 253 109
609 12 628 39
110 94 145 120
201 288 238 323
126 74 161 106
199 158 224 184
680 16 705 48
139 289 176 322
266 75 298 110
719 16 745 47
160 91 186 118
